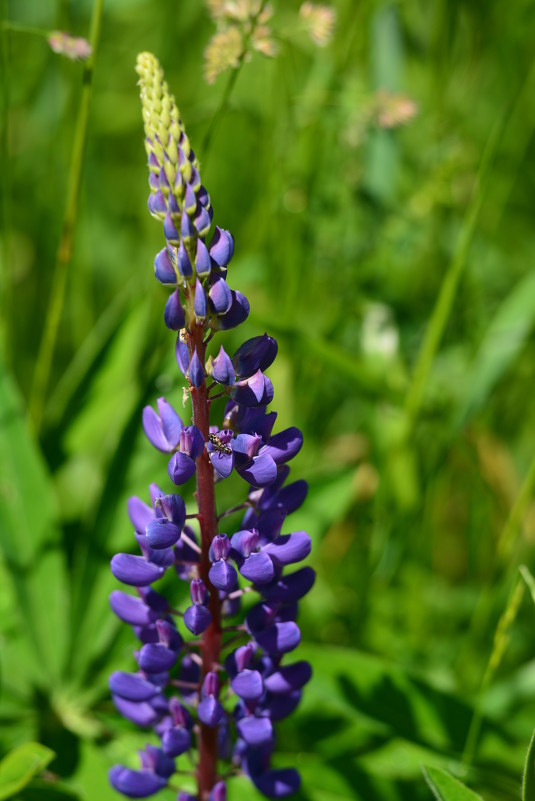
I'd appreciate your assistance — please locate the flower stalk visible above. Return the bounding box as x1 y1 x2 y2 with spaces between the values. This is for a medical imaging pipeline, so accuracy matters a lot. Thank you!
108 53 313 801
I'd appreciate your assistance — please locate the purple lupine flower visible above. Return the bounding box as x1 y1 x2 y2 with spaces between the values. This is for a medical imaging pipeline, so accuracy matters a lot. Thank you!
108 52 313 801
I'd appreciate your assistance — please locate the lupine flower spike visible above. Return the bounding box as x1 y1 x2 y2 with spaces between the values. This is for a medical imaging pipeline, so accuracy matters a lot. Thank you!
108 53 313 800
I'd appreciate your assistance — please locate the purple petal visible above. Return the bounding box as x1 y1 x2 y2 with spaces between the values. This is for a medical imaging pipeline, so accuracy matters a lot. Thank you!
180 425 205 459
184 183 196 214
210 534 231 561
194 278 208 319
195 238 211 276
263 689 302 721
194 204 211 237
198 696 225 727
154 248 177 286
255 622 301 655
238 453 278 488
233 433 262 461
209 277 233 315
142 744 175 778
164 212 180 246
142 406 170 452
209 782 226 801
209 560 238 592
239 552 274 585
237 716 273 747
177 240 193 278
168 452 196 485
110 554 165 586
164 289 186 331
183 604 212 635
157 398 183 448
181 209 195 242
209 226 234 266
138 643 178 673
109 672 160 701
230 370 274 407
261 427 303 465
148 190 167 219
109 591 155 626
253 768 301 798
158 493 186 528
231 669 264 701
188 348 205 388
109 766 166 798
263 567 316 603
146 518 181 549
212 290 249 331
233 334 278 378
161 727 192 757
263 531 311 566
127 496 154 533
210 346 235 385
264 662 312 694
278 479 308 514
176 335 190 375
209 449 234 479
111 697 159 728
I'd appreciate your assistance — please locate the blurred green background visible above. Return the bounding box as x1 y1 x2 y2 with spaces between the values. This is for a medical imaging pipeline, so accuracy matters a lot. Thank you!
2 0 535 799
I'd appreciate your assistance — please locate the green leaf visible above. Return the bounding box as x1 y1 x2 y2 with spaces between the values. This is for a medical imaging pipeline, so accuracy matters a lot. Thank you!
0 743 55 801
422 766 484 801
522 730 535 801
16 778 81 801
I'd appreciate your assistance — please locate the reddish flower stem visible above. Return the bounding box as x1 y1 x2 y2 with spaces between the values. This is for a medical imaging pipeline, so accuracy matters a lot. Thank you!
187 318 222 801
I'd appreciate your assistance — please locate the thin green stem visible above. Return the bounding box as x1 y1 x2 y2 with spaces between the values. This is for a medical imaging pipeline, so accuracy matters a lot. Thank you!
497 451 535 562
0 0 11 362
201 0 269 160
403 116 503 432
462 577 524 767
1 20 51 38
27 0 104 434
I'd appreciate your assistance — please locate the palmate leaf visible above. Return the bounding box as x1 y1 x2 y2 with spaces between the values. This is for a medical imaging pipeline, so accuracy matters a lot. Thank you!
422 766 485 801
522 730 535 801
0 742 54 801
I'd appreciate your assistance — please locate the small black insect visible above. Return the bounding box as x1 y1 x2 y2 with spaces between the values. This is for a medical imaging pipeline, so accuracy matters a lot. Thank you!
208 433 232 455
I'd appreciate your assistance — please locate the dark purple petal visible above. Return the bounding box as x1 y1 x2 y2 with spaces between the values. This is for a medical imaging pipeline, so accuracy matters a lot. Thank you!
212 290 249 330
138 643 178 672
198 696 225 727
184 183 196 214
195 238 211 276
255 622 301 655
154 248 177 286
209 277 233 314
261 428 303 465
209 449 234 479
277 480 308 514
263 690 302 721
209 781 226 801
156 619 183 652
164 289 186 330
168 452 196 484
157 398 183 448
111 554 165 586
158 494 186 528
183 604 212 635
139 586 169 615
109 671 160 701
233 334 278 378
231 669 264 701
190 578 209 605
112 696 159 728
143 744 175 778
109 591 156 626
127 496 153 533
264 531 311 567
194 278 208 318
180 425 205 459
209 346 235 385
209 226 234 266
230 529 259 557
230 371 274 407
238 453 278 488
176 335 190 375
253 768 301 798
161 726 191 757
233 433 262 461
164 212 180 245
209 559 238 592
142 406 170 452
188 348 205 388
177 240 193 278
239 552 275 585
237 716 273 747
263 567 316 603
148 189 167 219
194 204 211 237
109 766 166 798
146 518 181 549
181 209 195 242
264 662 312 694
210 534 231 561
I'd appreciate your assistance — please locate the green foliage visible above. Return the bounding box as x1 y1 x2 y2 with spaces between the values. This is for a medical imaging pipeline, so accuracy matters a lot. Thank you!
0 743 54 800
423 767 484 801
1 0 535 799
